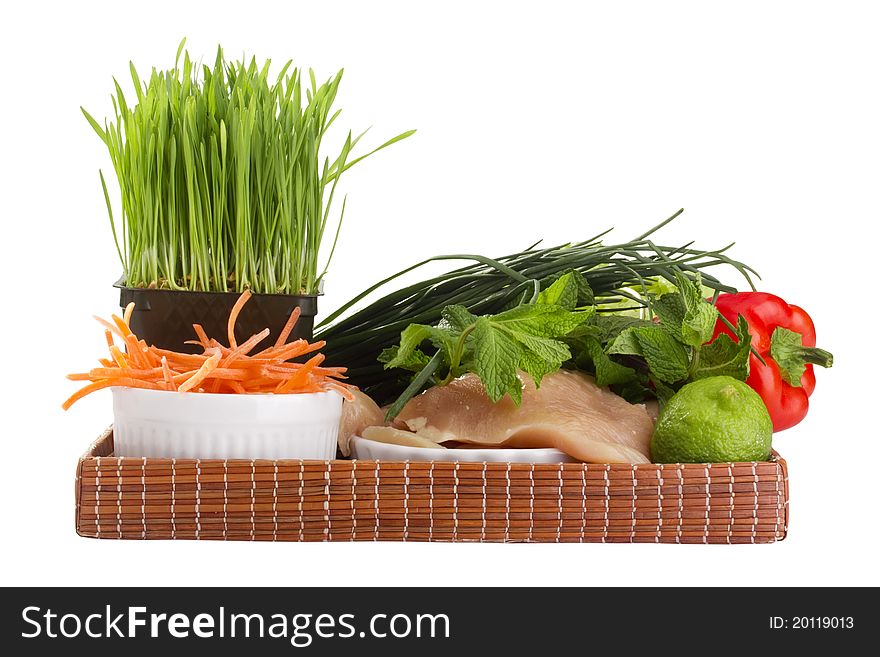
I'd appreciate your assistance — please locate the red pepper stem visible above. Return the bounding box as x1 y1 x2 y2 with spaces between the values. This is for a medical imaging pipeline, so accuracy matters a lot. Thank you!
799 346 834 368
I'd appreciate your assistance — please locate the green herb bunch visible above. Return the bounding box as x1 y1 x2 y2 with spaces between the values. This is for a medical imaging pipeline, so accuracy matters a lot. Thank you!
83 39 414 294
317 210 758 399
381 272 594 417
381 269 756 417
569 272 753 405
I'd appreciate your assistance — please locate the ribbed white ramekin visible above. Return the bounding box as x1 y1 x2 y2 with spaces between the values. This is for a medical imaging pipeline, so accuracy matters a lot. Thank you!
112 387 342 459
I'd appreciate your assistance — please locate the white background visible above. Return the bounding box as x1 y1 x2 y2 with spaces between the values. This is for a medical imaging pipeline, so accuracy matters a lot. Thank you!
1 0 878 587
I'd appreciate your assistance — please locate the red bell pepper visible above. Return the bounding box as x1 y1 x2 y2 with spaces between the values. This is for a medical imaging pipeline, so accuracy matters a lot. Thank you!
711 292 833 432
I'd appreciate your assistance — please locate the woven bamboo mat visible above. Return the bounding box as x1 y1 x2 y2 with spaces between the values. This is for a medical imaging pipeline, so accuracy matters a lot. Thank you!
75 428 789 544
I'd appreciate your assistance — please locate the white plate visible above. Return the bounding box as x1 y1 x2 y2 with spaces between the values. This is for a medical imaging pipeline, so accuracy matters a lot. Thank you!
350 435 576 463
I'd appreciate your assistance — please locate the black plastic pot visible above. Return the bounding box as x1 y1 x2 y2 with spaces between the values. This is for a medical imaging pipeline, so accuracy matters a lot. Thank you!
117 283 318 354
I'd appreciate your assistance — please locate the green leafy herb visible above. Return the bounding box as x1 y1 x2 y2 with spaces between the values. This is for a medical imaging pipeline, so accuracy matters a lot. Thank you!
471 317 525 404
573 335 638 387
315 210 759 399
382 272 594 415
572 271 754 404
630 325 691 384
674 272 719 347
692 315 752 381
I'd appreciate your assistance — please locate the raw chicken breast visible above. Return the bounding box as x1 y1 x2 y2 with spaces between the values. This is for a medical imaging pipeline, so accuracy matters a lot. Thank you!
361 426 447 449
394 370 654 463
338 390 385 456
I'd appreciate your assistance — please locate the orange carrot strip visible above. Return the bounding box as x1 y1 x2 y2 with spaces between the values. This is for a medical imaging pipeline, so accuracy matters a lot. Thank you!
140 341 162 366
178 352 221 392
150 348 209 366
124 334 147 368
62 378 162 410
161 357 175 391
227 290 252 348
205 368 254 380
254 338 308 359
104 330 115 351
229 381 247 394
260 338 325 362
112 314 133 338
94 315 125 338
221 328 270 367
109 346 128 368
171 370 199 384
67 373 92 381
98 358 114 367
88 367 163 379
274 306 302 348
192 324 211 348
276 354 325 393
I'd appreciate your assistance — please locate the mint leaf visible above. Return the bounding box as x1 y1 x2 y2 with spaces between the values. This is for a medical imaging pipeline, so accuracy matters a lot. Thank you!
471 316 523 403
632 325 690 384
505 331 571 364
607 327 644 356
384 323 457 370
672 271 718 347
441 305 477 333
587 314 654 342
383 324 435 369
675 271 705 310
379 345 431 372
537 271 593 309
519 349 558 387
652 293 685 342
491 304 593 338
682 302 718 348
386 297 598 408
694 316 752 381
573 336 638 387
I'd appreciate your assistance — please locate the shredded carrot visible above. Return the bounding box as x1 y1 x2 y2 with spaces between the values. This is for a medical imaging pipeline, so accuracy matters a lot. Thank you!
63 291 352 408
221 328 270 367
124 334 147 368
112 314 133 338
275 354 324 393
227 289 252 349
192 324 211 348
109 345 128 368
62 378 162 411
275 306 302 348
94 315 124 338
178 351 221 392
160 357 175 390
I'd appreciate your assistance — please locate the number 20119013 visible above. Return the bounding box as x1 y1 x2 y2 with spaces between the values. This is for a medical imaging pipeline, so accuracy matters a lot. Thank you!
770 617 854 630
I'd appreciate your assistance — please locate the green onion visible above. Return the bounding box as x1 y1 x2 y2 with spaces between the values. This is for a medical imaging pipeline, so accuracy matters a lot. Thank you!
83 39 414 294
315 210 759 400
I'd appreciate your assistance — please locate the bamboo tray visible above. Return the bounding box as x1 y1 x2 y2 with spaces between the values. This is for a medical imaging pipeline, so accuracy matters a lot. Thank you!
75 428 789 544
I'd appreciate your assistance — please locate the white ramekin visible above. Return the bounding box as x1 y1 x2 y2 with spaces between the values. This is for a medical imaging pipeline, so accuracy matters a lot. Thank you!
111 387 343 459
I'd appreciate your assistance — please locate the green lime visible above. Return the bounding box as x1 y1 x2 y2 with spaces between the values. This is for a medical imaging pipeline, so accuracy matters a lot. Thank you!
651 376 772 463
